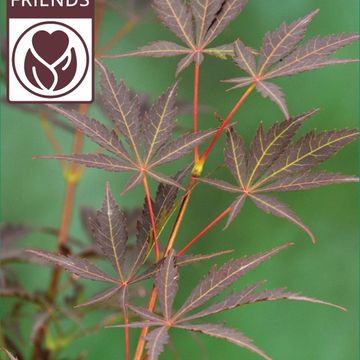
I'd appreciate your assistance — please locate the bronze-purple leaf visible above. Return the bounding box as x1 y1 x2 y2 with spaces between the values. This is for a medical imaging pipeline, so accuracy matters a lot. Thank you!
145 326 170 360
250 194 315 243
225 10 358 116
258 9 319 74
26 250 118 284
155 250 178 319
257 171 359 193
256 81 289 119
263 128 359 181
108 0 249 75
176 323 271 360
91 183 128 281
173 243 292 318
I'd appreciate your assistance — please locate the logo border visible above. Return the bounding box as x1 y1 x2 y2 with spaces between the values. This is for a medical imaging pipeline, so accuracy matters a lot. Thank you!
12 21 90 99
7 8 94 104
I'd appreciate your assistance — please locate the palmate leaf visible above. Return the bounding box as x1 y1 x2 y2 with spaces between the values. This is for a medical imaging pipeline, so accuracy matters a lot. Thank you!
224 11 359 117
108 0 249 75
116 244 344 360
198 110 358 240
27 181 230 310
38 62 215 193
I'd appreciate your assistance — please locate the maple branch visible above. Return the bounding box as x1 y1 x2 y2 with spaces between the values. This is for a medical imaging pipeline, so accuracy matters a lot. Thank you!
124 312 130 360
193 63 200 162
143 175 160 261
97 17 138 56
134 285 158 360
198 83 256 170
177 207 231 257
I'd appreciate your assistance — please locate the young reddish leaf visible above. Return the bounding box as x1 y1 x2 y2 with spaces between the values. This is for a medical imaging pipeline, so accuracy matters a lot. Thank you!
122 172 145 195
204 0 248 45
155 250 178 319
27 250 118 284
262 129 359 182
258 9 319 74
257 171 359 193
36 154 136 173
174 243 292 318
80 206 97 244
224 128 247 189
265 33 359 79
143 82 178 164
91 183 128 281
152 0 195 47
145 326 170 360
250 194 315 243
176 323 271 360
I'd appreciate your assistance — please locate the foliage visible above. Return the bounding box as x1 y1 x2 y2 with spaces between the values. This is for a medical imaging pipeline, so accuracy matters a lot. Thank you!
0 0 358 359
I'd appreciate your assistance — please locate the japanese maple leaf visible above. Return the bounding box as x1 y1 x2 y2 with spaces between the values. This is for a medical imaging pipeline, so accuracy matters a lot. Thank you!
37 61 217 193
28 182 232 310
198 109 358 241
223 10 359 118
113 247 344 360
108 0 250 75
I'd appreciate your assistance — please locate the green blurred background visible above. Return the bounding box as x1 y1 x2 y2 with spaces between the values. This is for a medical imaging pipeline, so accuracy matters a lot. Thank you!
0 0 358 359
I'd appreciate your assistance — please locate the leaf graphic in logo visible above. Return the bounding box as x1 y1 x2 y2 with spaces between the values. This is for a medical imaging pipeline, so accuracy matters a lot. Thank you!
24 30 77 91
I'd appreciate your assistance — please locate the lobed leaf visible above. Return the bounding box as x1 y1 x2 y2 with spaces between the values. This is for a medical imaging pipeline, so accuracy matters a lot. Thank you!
152 0 195 47
46 105 132 163
262 129 359 182
191 0 224 44
75 286 121 308
27 250 117 284
265 33 359 79
111 41 191 58
145 326 170 360
258 10 319 74
97 60 142 161
224 127 247 189
256 81 288 119
204 0 248 46
143 82 178 164
176 323 271 360
36 154 136 173
149 129 217 167
174 243 292 318
155 250 178 319
91 183 128 281
246 109 318 185
257 171 359 193
250 194 315 243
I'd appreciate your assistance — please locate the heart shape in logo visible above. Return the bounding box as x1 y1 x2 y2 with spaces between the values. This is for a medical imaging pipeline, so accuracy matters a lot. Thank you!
32 30 69 64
